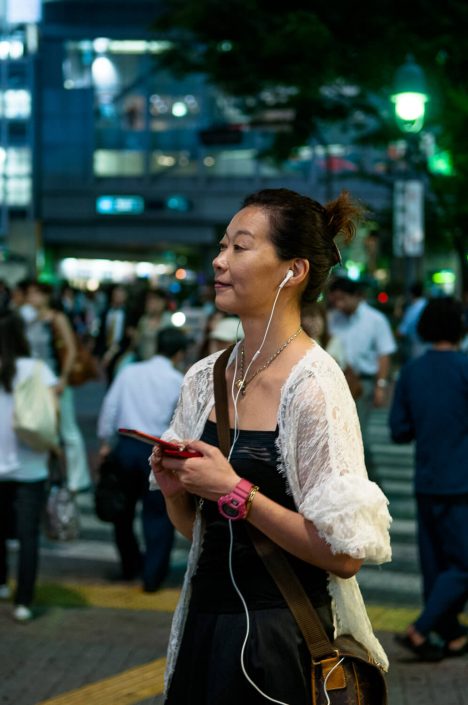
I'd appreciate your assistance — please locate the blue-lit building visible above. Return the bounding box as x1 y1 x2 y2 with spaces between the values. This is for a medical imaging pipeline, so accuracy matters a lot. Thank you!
4 0 395 286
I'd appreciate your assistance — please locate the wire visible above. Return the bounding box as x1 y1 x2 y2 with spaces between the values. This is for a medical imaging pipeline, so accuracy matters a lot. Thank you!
225 285 291 705
323 657 345 705
227 522 291 705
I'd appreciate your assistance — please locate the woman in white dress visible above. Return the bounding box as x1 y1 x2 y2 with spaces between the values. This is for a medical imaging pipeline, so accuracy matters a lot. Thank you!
150 188 392 704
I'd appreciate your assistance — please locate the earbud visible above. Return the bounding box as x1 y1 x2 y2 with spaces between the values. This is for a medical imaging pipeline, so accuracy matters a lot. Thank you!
278 269 294 289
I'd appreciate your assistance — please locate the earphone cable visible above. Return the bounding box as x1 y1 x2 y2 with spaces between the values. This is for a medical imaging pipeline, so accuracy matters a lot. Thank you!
225 284 290 705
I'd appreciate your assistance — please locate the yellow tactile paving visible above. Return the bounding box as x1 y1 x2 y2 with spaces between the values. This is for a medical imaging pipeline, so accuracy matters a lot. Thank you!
36 582 181 612
36 581 468 631
37 657 166 705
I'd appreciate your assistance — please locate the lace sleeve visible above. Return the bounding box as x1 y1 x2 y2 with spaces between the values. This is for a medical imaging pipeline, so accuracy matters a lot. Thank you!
280 351 391 564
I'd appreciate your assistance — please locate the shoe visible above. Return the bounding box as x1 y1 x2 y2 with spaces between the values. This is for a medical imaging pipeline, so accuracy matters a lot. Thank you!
395 633 444 662
13 605 33 623
444 641 468 658
0 584 11 599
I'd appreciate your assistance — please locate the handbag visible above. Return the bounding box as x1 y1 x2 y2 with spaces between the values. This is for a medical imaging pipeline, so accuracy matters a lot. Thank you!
44 451 80 541
213 347 387 705
53 317 99 387
94 451 127 523
13 360 59 452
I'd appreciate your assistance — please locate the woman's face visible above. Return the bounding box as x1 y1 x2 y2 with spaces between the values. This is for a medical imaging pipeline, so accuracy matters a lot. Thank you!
212 206 288 317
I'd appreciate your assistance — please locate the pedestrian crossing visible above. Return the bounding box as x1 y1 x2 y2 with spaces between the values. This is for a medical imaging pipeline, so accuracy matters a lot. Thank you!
357 407 422 607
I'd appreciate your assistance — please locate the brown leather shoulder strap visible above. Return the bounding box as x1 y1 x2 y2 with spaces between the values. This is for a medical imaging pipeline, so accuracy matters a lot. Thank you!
213 345 235 457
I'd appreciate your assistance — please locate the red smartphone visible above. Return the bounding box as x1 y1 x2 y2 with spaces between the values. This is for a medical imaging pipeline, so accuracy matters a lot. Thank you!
118 428 202 458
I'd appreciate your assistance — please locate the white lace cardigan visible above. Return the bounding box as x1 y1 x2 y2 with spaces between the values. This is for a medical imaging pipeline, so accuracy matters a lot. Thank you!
154 343 392 690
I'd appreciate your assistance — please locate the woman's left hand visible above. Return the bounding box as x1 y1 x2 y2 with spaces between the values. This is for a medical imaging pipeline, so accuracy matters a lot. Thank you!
159 439 241 501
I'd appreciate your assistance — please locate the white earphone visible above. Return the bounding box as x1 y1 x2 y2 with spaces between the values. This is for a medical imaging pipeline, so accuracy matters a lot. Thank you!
278 269 294 289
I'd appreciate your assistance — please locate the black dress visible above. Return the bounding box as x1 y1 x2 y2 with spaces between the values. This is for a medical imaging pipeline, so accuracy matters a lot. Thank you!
165 420 332 705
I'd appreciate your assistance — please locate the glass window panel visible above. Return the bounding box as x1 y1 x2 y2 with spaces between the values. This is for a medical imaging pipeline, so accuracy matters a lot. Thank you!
5 147 31 176
0 90 31 119
150 150 197 177
0 176 32 205
200 149 257 177
93 149 145 176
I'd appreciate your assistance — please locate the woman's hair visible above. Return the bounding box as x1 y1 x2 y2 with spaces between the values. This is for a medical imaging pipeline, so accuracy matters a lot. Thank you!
242 188 365 302
417 297 464 344
0 310 31 392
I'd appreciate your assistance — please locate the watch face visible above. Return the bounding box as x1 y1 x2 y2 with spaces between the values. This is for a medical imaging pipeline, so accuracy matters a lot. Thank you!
221 501 241 519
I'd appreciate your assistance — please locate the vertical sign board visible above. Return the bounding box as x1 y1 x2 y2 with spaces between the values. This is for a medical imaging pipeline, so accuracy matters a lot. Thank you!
393 179 424 257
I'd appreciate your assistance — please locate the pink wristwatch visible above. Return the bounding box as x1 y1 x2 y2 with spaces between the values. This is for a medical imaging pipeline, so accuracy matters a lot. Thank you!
218 479 255 521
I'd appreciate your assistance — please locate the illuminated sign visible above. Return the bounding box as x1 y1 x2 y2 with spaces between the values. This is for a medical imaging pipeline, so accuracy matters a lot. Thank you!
96 195 145 215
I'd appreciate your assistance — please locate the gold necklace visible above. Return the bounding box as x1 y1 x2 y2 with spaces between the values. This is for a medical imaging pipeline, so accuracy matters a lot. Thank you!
235 326 303 396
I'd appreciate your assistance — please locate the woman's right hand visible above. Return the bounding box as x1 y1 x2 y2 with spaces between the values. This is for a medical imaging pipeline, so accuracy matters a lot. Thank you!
149 444 187 500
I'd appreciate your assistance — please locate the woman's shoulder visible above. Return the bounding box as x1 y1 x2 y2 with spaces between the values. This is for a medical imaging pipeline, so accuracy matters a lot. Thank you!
181 348 232 389
290 343 346 382
283 343 353 409
185 347 235 379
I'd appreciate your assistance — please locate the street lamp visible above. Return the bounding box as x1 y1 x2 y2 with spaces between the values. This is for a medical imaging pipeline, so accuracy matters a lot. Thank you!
391 55 429 300
391 54 429 134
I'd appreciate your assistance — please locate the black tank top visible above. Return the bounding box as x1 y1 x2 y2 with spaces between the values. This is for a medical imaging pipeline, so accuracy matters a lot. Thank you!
190 420 331 614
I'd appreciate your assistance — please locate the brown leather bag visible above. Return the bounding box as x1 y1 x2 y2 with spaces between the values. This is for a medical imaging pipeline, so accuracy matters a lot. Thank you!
213 347 387 705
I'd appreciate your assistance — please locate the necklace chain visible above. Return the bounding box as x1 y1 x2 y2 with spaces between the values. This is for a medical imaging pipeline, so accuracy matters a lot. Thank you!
235 326 303 396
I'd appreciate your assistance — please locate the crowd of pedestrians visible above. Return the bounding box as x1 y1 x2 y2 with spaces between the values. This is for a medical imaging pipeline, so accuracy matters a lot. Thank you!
0 270 466 662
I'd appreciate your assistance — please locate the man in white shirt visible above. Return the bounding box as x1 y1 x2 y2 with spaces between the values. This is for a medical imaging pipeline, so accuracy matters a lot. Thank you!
97 327 190 591
328 277 396 477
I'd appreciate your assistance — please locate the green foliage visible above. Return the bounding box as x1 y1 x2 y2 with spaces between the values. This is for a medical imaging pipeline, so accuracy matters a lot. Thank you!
154 0 468 289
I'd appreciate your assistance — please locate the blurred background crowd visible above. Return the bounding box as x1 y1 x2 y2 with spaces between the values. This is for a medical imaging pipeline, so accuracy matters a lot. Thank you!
0 1 467 670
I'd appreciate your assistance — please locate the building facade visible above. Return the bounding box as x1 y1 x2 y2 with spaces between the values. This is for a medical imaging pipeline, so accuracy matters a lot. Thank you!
5 0 394 287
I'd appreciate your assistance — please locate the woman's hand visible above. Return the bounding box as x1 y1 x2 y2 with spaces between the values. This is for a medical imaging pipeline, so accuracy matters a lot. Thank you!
149 444 187 500
159 440 241 502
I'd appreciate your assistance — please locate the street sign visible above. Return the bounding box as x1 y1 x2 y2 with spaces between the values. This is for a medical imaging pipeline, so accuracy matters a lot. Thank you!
393 179 424 257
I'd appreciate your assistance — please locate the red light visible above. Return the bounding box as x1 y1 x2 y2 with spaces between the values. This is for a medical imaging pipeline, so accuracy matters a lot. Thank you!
377 292 389 304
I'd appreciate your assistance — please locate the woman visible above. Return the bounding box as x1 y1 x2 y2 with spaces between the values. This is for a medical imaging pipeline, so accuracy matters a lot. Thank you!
0 310 57 622
25 281 91 493
150 188 392 704
390 297 468 660
134 288 170 361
